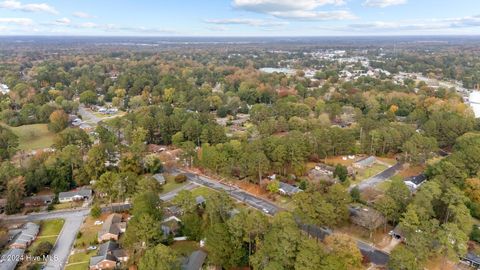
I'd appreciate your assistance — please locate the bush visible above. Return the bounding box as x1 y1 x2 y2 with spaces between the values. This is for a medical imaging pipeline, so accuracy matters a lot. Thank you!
174 174 187 183
90 204 101 218
33 241 53 256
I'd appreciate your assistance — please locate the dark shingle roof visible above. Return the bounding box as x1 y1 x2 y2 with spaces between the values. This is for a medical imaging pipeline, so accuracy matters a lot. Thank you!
182 250 207 270
98 214 122 238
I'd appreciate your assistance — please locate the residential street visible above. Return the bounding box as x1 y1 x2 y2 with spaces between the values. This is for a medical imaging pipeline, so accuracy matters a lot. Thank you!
78 104 101 124
174 169 391 265
2 209 89 270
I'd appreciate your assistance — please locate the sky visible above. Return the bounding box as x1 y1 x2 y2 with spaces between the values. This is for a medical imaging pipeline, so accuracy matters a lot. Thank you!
0 0 479 36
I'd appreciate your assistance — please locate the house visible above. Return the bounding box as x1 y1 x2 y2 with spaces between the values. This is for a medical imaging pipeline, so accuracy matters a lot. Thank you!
9 222 40 249
182 250 207 270
153 173 166 185
353 156 377 169
59 188 92 203
161 216 182 236
23 195 54 207
98 214 126 242
0 248 24 270
404 174 427 191
461 252 480 269
278 182 302 196
89 241 128 270
349 205 385 231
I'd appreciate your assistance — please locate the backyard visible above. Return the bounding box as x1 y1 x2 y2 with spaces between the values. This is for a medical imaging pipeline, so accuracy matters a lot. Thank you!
1 123 55 151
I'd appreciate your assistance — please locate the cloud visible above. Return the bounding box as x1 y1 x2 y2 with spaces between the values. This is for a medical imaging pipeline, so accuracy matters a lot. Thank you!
232 0 354 21
270 10 356 20
78 22 97 28
0 0 58 14
0 17 33 25
55 17 71 25
320 15 480 32
363 0 407 8
73 11 95 19
233 0 345 13
205 18 288 27
206 25 229 32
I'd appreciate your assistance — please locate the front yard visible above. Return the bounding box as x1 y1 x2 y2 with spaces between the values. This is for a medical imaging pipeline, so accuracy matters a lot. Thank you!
28 219 65 252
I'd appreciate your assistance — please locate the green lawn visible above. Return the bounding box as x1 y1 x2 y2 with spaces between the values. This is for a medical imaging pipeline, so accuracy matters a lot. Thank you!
356 164 389 181
170 241 199 257
65 262 89 270
28 219 65 252
160 176 188 194
191 186 218 198
53 201 83 210
68 251 95 263
1 123 56 150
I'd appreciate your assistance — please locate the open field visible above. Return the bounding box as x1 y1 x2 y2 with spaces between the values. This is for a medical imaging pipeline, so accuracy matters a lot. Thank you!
1 123 55 150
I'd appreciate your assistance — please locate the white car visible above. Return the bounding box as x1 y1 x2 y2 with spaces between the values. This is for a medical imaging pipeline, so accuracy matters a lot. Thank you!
94 221 103 225
262 208 270 214
87 246 97 251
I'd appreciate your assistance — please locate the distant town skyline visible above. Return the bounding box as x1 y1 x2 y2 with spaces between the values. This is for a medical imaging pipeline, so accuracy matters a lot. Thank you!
0 0 479 36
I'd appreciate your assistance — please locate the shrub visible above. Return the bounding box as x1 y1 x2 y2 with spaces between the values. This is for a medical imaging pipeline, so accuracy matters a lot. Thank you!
174 174 187 183
33 241 53 256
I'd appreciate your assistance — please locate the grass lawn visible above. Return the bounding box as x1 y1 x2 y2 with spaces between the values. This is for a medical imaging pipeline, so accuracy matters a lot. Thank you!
0 123 55 150
53 201 83 210
191 186 218 198
64 262 90 270
28 219 65 252
170 241 199 257
356 164 388 181
68 251 95 263
160 177 188 194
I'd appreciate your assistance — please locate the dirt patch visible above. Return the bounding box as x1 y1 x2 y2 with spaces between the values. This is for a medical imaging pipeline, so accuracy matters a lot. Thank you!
234 180 269 197
336 223 393 249
398 165 426 178
324 156 356 166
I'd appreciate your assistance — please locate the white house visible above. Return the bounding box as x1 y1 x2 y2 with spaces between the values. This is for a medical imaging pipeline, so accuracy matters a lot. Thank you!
59 188 92 203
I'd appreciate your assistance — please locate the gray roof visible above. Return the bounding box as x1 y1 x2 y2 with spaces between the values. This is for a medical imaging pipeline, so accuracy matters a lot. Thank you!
89 241 121 267
279 182 302 195
354 156 377 167
153 174 166 184
182 250 207 270
59 188 92 200
10 222 39 247
0 248 24 270
98 214 122 238
405 174 426 186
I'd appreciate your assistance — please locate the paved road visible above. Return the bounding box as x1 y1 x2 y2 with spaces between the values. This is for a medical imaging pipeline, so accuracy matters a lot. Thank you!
350 163 403 191
78 104 101 124
160 182 198 201
174 169 390 265
44 211 88 270
175 169 279 215
2 209 89 270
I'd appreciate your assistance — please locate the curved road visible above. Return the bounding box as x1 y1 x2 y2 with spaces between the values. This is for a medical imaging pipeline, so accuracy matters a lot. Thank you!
174 169 390 265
